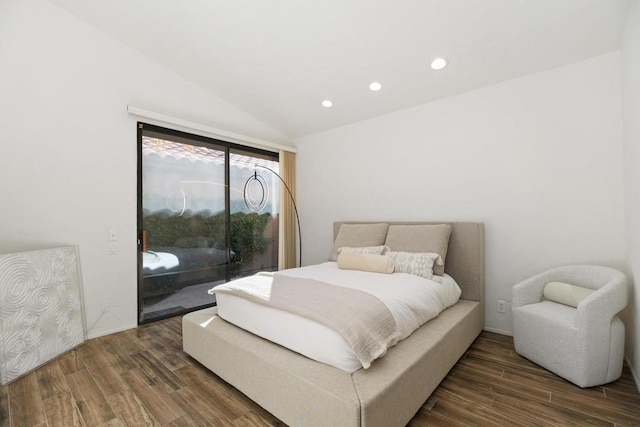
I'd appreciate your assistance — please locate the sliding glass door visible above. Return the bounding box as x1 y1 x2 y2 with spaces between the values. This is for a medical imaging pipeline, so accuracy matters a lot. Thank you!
137 123 279 323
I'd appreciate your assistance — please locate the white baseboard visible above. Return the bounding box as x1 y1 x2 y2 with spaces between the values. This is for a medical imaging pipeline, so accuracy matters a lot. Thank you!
483 327 513 336
626 356 640 393
87 323 137 339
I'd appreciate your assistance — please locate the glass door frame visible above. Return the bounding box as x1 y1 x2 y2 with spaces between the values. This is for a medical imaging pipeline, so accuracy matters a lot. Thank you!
136 122 278 324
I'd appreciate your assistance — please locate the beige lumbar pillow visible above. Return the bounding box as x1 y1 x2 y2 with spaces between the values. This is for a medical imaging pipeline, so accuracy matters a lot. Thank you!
337 253 394 274
543 281 595 308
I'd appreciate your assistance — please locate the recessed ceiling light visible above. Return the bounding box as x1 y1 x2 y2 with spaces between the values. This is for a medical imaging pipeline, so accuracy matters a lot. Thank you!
322 100 333 108
369 81 382 91
430 57 448 70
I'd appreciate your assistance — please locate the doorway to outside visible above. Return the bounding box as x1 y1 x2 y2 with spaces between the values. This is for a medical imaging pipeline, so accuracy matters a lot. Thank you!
137 123 280 323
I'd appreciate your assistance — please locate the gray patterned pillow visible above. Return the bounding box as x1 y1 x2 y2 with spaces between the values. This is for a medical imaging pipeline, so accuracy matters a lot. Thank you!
386 251 442 279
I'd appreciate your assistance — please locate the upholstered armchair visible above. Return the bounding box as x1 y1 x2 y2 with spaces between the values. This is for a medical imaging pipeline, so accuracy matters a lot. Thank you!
512 265 627 388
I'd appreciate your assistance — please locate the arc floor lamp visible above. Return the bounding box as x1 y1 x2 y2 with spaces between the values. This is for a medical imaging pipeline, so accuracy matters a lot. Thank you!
243 165 301 267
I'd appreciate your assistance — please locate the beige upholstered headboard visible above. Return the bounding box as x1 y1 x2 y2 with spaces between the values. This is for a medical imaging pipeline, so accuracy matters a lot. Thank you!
333 221 485 302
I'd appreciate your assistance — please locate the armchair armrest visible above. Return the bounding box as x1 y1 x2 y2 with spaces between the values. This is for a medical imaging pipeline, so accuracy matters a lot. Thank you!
577 277 627 330
574 272 626 381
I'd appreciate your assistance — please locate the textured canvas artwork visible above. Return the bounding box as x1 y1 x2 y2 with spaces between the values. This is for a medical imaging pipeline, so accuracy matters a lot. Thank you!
0 246 86 384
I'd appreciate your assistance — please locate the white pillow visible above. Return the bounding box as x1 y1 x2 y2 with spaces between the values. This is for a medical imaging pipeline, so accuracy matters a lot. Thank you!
386 251 443 279
338 245 389 256
543 281 595 308
337 253 394 274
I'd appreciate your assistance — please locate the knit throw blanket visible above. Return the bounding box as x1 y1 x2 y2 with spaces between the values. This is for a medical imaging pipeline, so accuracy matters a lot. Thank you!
211 272 399 369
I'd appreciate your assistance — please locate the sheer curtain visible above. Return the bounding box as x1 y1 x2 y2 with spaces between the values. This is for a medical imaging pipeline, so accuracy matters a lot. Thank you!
278 150 297 270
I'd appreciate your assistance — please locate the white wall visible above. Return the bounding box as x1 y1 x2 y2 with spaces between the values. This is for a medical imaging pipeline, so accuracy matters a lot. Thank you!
295 52 626 335
622 0 640 386
0 0 291 338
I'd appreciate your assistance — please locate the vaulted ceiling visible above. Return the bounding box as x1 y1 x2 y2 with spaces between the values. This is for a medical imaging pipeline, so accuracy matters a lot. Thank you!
49 0 629 138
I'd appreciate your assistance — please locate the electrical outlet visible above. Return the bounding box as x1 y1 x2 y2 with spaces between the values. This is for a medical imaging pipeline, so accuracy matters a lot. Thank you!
497 300 507 314
101 302 110 313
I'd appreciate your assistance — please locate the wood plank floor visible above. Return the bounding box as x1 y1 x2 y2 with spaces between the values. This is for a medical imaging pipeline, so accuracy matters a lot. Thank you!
1 317 639 426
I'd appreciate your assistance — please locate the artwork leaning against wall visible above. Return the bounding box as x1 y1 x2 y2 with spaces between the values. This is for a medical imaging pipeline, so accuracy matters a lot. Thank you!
137 123 280 323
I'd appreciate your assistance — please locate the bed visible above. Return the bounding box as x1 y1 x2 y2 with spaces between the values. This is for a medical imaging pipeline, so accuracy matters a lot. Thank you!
183 221 485 427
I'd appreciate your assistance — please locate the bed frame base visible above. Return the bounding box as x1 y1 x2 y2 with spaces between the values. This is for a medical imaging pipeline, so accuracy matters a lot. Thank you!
183 300 482 427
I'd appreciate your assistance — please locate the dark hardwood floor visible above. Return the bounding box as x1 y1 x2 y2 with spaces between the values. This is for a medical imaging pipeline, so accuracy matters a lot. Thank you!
1 317 639 426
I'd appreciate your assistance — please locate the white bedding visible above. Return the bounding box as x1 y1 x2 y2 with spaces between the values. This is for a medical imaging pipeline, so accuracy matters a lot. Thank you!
214 262 461 373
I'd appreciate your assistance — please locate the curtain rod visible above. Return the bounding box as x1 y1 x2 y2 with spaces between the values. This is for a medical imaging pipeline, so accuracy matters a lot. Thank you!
126 105 297 154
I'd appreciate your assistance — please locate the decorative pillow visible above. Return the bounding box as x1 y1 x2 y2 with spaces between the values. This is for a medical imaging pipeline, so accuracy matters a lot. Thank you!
337 253 394 274
543 281 595 308
329 223 389 261
338 245 389 256
384 224 452 276
386 251 443 279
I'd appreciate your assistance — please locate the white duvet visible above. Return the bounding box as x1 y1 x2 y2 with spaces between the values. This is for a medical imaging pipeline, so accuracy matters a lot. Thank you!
215 262 461 373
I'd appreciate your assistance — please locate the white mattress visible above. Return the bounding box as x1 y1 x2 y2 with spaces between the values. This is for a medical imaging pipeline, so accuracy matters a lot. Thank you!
214 262 461 373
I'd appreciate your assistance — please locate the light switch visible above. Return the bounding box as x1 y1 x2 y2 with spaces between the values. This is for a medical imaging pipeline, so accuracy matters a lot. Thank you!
108 229 118 241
